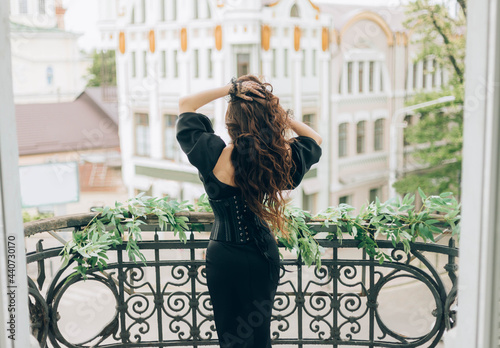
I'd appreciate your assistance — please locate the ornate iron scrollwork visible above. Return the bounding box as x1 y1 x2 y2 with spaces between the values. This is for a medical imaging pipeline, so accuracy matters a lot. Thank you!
26 222 458 347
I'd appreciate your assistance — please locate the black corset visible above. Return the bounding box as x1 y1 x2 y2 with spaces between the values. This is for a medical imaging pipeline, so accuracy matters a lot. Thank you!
209 194 255 244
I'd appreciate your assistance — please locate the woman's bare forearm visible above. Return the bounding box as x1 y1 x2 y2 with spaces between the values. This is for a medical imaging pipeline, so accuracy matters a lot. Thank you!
179 85 231 113
289 119 323 145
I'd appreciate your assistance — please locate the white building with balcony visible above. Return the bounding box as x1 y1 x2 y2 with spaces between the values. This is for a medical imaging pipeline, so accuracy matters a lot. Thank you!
97 0 447 213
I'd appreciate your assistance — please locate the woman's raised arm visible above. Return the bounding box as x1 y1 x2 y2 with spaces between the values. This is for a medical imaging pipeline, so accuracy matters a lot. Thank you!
178 81 265 114
289 119 323 145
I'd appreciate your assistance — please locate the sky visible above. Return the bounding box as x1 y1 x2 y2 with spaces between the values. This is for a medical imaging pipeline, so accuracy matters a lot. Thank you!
63 0 404 52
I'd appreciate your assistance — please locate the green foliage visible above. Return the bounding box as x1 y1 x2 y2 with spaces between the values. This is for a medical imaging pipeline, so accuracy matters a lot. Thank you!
85 50 117 87
61 194 193 281
60 191 460 280
316 190 460 264
396 1 466 197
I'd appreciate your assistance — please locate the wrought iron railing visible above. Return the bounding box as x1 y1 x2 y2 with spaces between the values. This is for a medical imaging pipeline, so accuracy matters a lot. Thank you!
25 213 458 348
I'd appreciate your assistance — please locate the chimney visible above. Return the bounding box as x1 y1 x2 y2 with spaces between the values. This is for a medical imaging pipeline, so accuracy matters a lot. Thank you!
55 0 66 29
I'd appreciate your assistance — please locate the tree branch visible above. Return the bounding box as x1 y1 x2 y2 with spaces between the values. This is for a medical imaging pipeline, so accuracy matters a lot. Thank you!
429 11 464 83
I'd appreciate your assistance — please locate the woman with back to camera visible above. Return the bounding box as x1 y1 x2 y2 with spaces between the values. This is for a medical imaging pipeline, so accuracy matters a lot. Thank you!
176 75 322 348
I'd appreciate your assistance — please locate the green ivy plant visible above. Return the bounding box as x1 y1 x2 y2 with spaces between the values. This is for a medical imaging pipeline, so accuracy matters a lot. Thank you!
60 189 460 280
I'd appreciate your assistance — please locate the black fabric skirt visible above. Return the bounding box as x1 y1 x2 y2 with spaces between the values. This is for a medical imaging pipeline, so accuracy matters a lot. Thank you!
205 232 280 348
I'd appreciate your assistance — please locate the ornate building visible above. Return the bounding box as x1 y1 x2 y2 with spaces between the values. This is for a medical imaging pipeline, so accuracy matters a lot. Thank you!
97 0 447 213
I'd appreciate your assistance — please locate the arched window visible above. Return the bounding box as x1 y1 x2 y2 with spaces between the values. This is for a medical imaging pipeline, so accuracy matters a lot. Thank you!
290 4 300 18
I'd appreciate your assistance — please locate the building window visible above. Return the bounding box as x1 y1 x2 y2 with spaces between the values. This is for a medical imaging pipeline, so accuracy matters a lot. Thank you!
141 0 146 22
161 51 167 78
237 53 250 77
272 49 277 77
161 0 165 21
369 61 374 92
135 113 150 156
208 49 213 78
339 195 352 205
312 50 317 76
302 192 317 213
347 62 353 94
412 62 418 89
174 50 178 77
284 49 289 77
207 2 212 18
131 51 137 77
356 121 366 154
380 67 384 92
374 118 384 151
302 50 306 77
172 0 177 20
369 188 381 203
432 58 437 87
194 49 199 78
143 51 148 77
359 62 364 93
338 123 348 157
19 0 28 14
164 114 177 160
423 59 428 89
39 0 45 14
290 4 300 17
46 66 53 85
193 0 199 19
303 114 316 130
131 7 135 24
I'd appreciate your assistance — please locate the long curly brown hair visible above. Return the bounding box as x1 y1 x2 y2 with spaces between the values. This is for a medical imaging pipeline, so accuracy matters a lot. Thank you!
226 75 294 237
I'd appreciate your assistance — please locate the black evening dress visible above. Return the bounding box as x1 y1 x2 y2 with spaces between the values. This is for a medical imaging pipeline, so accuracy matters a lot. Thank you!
176 112 322 348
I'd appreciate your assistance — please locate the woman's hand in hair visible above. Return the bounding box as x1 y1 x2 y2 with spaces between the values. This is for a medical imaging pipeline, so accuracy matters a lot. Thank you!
229 80 266 101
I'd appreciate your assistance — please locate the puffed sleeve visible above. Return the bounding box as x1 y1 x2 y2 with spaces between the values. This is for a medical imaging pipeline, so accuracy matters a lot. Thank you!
289 136 322 188
176 112 226 177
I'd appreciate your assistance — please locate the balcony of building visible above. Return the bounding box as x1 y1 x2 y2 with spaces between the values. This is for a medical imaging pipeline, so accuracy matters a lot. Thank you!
25 212 457 348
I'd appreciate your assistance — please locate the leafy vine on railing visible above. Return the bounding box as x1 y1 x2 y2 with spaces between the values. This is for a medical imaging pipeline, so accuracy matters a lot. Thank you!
60 188 460 280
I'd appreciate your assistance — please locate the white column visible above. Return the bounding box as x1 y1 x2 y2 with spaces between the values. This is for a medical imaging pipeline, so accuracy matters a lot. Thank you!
148 50 162 159
178 50 191 96
449 0 500 347
261 50 272 83
292 50 303 208
374 61 381 93
330 54 342 196
116 46 134 197
0 1 31 347
212 49 227 140
318 51 331 208
353 61 359 95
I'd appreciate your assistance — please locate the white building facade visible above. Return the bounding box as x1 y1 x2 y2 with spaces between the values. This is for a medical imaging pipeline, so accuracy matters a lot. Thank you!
97 0 446 213
9 0 90 103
